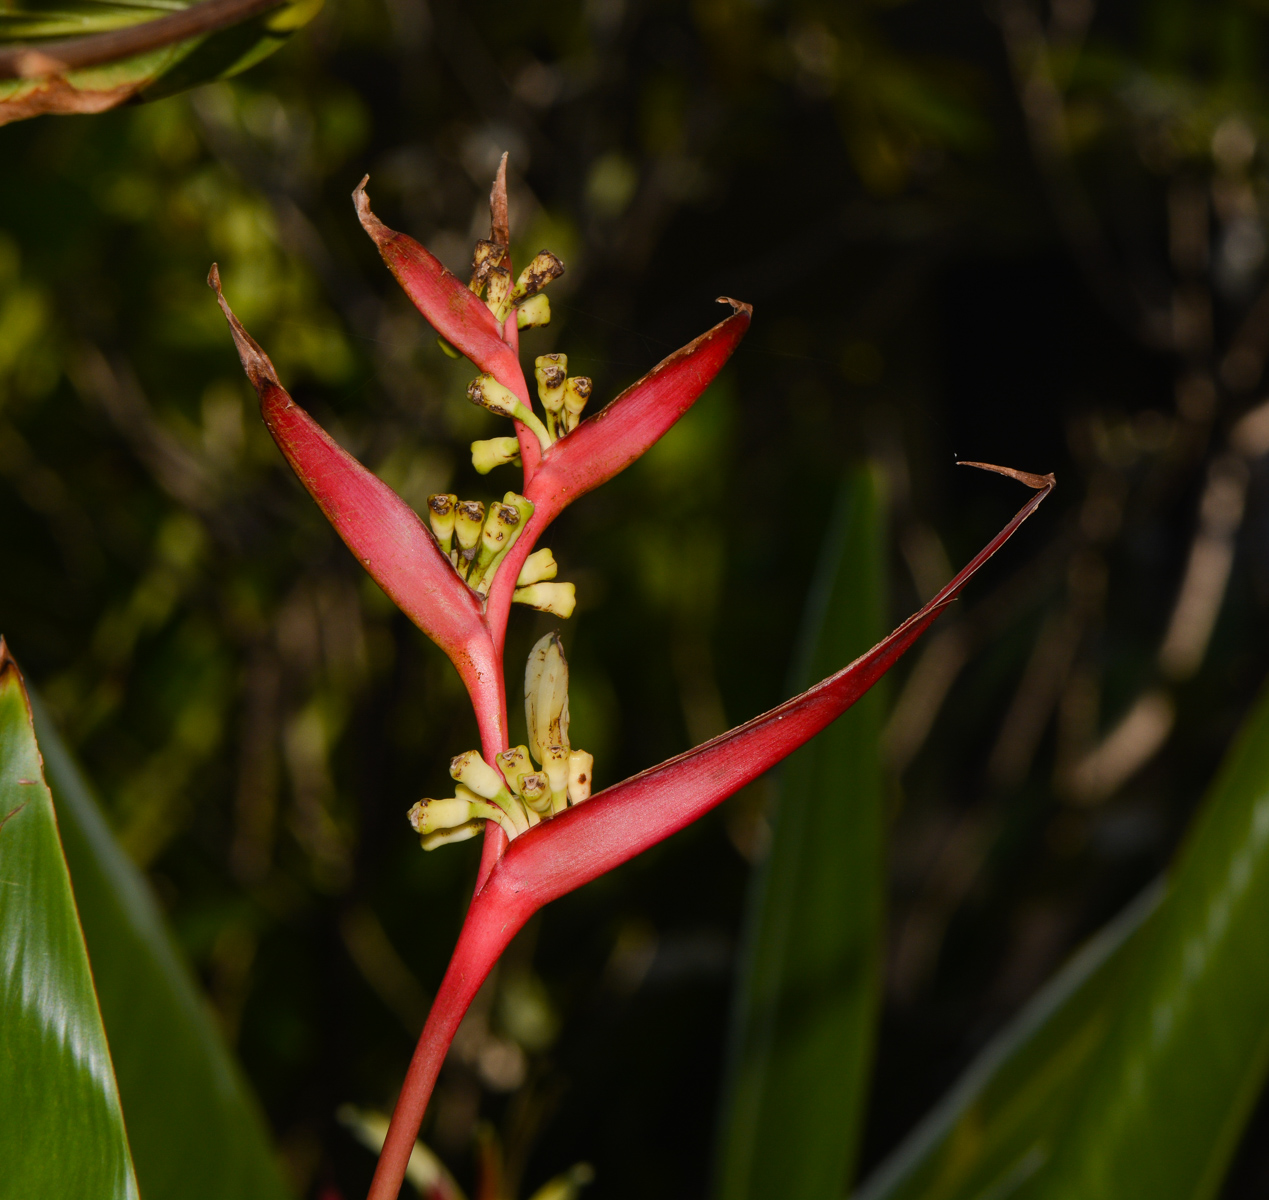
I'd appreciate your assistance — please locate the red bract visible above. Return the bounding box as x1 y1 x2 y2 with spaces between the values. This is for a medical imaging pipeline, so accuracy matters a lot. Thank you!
209 165 1054 1200
483 299 753 658
353 181 525 402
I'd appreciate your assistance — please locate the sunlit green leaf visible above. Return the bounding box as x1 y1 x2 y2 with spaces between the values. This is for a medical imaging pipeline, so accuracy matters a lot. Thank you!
29 689 293 1200
852 883 1161 1200
714 463 888 1200
0 647 139 1200
1033 680 1269 1200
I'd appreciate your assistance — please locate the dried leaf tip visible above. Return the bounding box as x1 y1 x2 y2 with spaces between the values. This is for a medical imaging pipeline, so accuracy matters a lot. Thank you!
352 174 391 244
207 263 280 390
490 151 510 248
956 461 1056 491
716 296 753 317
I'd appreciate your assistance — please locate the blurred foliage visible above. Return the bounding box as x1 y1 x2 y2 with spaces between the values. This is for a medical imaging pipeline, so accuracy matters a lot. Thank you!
5 0 1269 1196
0 0 324 124
716 464 888 1200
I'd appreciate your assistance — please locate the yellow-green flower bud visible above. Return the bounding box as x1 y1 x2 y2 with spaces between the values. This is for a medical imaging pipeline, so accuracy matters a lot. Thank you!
519 771 552 815
568 749 593 805
541 744 571 814
457 781 526 837
514 582 577 619
534 354 568 414
495 746 534 794
485 265 511 316
437 337 461 359
467 374 552 453
420 821 483 851
407 795 475 835
517 547 558 587
453 500 485 576
449 750 504 799
427 494 457 555
561 376 592 434
516 293 551 330
512 251 565 306
467 374 520 417
469 238 506 296
472 493 534 594
563 376 591 416
468 502 524 589
525 632 570 765
471 437 521 475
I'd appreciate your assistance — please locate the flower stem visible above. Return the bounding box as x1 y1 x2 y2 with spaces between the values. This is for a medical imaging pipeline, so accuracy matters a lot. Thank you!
365 887 528 1200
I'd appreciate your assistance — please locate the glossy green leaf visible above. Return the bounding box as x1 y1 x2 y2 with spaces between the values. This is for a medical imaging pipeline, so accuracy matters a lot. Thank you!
852 882 1162 1200
28 688 293 1200
0 0 322 125
714 463 888 1200
857 673 1269 1200
0 647 139 1200
1033 678 1269 1200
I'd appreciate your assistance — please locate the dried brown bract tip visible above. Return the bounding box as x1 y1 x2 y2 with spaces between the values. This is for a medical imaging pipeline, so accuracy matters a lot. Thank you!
207 263 280 391
490 151 510 248
351 175 391 246
956 461 1056 491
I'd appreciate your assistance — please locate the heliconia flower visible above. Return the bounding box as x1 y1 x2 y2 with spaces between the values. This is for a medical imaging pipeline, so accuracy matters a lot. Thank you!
364 466 1053 1200
207 159 1055 1200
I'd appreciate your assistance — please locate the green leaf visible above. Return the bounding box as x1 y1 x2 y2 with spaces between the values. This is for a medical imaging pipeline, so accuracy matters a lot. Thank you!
852 882 1162 1200
0 0 322 125
714 463 889 1200
1033 678 1269 1200
28 688 293 1200
857 674 1269 1200
0 646 139 1200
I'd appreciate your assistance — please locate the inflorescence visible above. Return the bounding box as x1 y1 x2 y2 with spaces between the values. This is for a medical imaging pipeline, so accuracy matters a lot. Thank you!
424 237 585 619
408 633 593 849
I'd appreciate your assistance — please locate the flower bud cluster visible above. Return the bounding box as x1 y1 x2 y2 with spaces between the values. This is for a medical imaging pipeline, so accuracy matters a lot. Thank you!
469 241 564 329
426 492 575 615
533 354 592 442
426 492 531 596
408 633 593 850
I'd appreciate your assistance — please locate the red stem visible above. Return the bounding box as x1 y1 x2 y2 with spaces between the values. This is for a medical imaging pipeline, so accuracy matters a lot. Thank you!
365 901 525 1200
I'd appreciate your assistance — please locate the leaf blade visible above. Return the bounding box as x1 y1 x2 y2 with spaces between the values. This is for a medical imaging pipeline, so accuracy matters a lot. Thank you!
0 644 139 1200
852 883 1161 1200
714 463 889 1200
29 688 293 1200
1034 678 1269 1200
0 0 320 124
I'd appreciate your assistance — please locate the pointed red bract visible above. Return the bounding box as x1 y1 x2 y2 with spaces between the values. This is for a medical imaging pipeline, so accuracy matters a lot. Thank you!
209 267 505 736
365 471 1054 1200
353 180 529 406
528 298 751 519
482 300 753 654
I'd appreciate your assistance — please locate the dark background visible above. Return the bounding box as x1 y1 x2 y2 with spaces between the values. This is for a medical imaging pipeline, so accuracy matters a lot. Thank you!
3 0 1269 1195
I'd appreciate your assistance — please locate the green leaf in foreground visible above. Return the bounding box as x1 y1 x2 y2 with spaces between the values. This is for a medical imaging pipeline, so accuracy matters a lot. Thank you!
1034 678 1269 1200
0 640 139 1200
714 463 888 1200
0 0 322 126
852 882 1161 1200
28 687 293 1200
